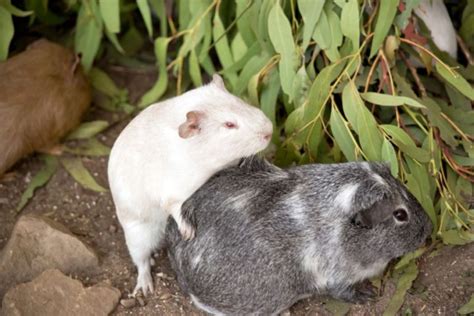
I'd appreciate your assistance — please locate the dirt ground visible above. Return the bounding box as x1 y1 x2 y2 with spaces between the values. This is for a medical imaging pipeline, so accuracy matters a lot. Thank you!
0 69 472 315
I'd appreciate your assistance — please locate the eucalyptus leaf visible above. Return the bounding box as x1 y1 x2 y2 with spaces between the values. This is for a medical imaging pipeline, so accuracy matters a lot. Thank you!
138 37 170 108
65 138 111 156
297 0 324 51
137 0 153 37
0 6 13 61
99 0 120 33
16 155 58 212
268 2 298 98
75 0 103 72
330 104 357 162
340 0 359 52
67 121 109 140
435 63 474 100
61 157 107 192
458 294 474 315
361 92 426 109
370 0 399 58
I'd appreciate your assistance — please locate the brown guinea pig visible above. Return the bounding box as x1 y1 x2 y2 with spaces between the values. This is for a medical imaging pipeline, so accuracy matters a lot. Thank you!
0 39 91 176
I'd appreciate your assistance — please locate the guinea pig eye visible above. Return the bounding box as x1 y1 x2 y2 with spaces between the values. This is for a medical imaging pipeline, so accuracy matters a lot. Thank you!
224 122 237 129
393 208 408 222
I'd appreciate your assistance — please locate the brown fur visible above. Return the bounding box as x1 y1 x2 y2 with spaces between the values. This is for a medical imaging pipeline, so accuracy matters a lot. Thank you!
0 39 91 175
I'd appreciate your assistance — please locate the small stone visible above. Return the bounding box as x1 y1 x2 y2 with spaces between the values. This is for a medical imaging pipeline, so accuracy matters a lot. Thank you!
156 272 174 280
137 297 146 307
120 298 136 308
0 214 99 297
159 293 171 300
109 225 117 233
281 310 291 316
1 269 120 316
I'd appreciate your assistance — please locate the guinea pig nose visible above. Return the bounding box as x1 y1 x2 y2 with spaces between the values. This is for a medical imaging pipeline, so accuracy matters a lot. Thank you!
264 133 272 141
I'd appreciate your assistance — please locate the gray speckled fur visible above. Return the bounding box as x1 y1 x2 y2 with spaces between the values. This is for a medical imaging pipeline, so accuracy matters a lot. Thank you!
166 157 432 315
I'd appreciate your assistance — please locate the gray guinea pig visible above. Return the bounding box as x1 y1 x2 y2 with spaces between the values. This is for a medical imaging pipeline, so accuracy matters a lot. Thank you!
166 157 433 315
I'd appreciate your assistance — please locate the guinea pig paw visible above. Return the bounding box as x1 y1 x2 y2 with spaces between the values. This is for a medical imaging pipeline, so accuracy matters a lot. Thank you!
132 274 154 297
351 283 378 304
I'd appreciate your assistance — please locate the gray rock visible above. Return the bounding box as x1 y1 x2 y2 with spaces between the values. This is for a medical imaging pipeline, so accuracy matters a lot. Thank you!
1 269 120 316
0 214 99 297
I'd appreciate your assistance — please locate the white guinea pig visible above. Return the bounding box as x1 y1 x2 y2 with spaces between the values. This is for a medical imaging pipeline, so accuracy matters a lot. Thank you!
107 75 273 296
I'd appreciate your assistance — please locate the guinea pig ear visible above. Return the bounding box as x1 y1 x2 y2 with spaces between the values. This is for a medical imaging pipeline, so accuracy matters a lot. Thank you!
351 200 392 229
178 111 206 139
211 74 227 91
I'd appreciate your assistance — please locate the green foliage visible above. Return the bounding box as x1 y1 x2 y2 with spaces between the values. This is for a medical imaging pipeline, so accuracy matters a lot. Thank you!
4 0 474 250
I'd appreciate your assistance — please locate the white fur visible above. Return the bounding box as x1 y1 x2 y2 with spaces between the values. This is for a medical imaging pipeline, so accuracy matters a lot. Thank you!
415 0 457 58
108 76 273 296
190 294 225 316
285 190 306 224
334 183 359 214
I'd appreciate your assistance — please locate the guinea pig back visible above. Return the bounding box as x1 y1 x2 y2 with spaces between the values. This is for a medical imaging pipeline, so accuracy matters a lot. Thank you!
0 39 91 175
166 157 432 315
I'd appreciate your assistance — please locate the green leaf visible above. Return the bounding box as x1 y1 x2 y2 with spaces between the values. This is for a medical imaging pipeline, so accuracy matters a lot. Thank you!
297 0 324 51
104 28 125 54
324 299 351 316
458 294 474 315
361 92 426 109
340 0 359 52
61 157 107 192
89 67 121 97
394 248 426 271
435 63 474 100
74 0 103 72
381 138 398 176
0 6 13 61
149 0 167 37
64 138 111 156
330 104 357 161
268 2 298 98
342 81 383 161
370 0 399 58
260 70 280 143
137 0 153 37
138 37 170 108
67 121 109 140
188 49 202 87
99 0 120 33
325 8 343 62
234 53 270 95
313 9 331 49
213 11 237 86
16 155 58 212
0 1 32 17
380 125 430 162
383 261 418 316
440 229 471 245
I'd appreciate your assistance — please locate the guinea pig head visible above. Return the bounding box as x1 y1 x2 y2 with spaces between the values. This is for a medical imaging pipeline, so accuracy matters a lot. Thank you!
342 163 433 268
178 75 273 167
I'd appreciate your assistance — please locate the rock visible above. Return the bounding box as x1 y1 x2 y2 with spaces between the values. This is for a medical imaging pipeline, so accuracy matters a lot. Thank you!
120 298 136 308
108 225 117 233
137 297 146 307
1 269 120 316
0 214 99 297
159 293 171 300
281 309 291 316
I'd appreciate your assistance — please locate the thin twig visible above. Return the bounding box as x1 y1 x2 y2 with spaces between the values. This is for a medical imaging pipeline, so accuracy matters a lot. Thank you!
399 51 427 97
456 34 474 65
